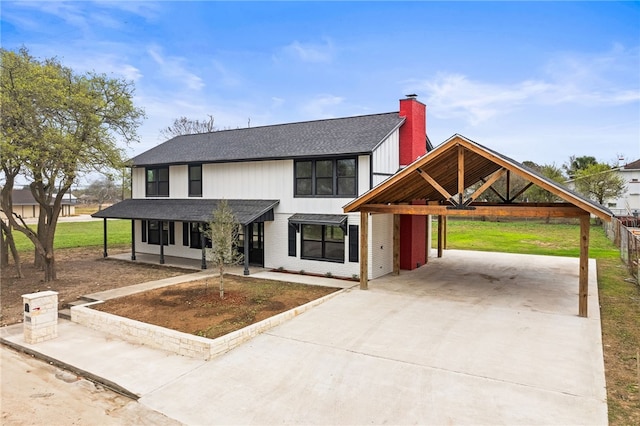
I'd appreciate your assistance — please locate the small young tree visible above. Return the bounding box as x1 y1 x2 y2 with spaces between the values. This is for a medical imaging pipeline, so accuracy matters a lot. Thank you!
204 200 243 299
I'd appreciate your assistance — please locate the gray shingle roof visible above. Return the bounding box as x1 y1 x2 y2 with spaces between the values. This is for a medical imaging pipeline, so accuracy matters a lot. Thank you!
92 199 279 225
132 112 404 166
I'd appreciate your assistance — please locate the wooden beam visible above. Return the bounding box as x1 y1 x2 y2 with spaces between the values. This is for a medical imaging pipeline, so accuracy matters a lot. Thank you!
360 212 368 289
393 214 400 275
509 182 534 202
417 168 454 202
467 168 507 204
458 145 465 204
361 203 587 218
579 215 590 317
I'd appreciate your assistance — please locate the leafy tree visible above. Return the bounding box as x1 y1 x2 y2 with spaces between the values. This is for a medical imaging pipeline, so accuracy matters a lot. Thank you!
160 115 216 139
563 155 597 179
204 200 243 299
573 163 626 206
524 163 566 203
0 48 144 281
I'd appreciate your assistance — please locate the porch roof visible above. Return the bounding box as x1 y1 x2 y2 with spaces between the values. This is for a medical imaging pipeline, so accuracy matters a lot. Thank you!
92 199 279 225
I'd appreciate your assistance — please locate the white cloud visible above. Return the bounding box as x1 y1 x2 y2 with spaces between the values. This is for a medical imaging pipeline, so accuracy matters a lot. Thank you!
147 45 204 91
301 95 345 118
414 45 639 126
282 38 334 63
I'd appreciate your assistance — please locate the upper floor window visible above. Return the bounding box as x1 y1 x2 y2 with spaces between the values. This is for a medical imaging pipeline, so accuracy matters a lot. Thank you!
189 164 202 197
294 158 357 197
146 166 169 197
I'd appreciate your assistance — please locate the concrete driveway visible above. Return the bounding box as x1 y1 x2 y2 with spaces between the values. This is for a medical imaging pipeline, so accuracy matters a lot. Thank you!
140 250 607 425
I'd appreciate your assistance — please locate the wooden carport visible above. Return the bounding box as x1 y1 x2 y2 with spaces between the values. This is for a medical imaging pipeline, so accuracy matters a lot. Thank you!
344 134 612 317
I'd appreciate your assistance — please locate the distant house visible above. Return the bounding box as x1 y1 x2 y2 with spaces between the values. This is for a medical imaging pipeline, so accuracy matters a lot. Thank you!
0 188 76 220
606 159 640 216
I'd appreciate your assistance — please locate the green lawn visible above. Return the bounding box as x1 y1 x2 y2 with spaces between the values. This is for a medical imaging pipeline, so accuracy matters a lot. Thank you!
10 219 131 252
436 218 619 259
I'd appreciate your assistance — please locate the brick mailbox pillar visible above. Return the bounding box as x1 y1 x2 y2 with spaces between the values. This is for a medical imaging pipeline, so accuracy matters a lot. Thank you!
22 291 59 344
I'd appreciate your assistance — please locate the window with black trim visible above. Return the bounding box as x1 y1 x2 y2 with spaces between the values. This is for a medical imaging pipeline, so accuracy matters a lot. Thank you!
348 224 359 262
301 224 344 262
188 164 202 197
188 223 211 249
294 158 356 197
146 166 169 197
147 220 173 245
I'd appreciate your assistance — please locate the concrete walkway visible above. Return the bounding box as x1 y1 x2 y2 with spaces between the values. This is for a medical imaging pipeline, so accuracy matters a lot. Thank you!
1 250 608 425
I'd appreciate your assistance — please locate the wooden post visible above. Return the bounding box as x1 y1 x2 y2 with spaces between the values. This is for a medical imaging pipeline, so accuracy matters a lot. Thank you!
393 214 400 275
102 218 108 258
443 215 448 249
360 211 368 289
425 215 430 264
437 215 444 258
131 220 136 260
578 215 590 317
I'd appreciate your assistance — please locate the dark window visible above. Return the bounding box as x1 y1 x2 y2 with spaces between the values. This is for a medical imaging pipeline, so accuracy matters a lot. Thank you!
146 167 169 197
147 220 169 246
182 222 189 246
288 224 297 257
295 161 312 195
337 159 357 196
294 158 357 197
169 221 175 245
301 224 344 262
188 164 202 197
141 220 147 242
348 225 359 262
189 223 211 249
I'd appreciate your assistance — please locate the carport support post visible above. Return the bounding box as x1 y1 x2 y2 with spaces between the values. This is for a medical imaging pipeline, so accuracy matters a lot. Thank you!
360 211 368 289
578 215 590 317
102 218 108 258
437 215 444 258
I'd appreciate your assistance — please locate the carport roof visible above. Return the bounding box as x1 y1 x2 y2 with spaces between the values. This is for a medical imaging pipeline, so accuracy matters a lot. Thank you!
344 134 612 221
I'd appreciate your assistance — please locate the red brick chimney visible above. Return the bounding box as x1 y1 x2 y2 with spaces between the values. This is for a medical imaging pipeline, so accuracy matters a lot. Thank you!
399 95 427 166
398 95 428 270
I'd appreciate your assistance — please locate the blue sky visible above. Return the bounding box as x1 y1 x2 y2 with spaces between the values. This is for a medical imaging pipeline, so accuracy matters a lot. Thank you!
2 1 639 169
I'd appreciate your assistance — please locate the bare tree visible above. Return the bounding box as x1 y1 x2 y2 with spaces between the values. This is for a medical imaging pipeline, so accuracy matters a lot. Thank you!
204 200 243 299
160 115 216 139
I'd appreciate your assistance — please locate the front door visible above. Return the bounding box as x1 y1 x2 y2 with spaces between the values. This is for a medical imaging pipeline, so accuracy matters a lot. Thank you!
241 223 264 266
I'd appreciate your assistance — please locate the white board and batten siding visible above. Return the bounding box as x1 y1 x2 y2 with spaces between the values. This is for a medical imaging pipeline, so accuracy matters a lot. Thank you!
371 129 400 186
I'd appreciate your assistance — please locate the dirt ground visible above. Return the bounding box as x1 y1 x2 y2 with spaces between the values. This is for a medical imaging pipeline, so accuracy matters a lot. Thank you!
1 345 180 425
94 275 339 338
1 247 192 327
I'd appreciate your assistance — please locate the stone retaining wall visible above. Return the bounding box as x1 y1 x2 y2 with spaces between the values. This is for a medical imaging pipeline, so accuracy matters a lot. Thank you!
70 289 344 360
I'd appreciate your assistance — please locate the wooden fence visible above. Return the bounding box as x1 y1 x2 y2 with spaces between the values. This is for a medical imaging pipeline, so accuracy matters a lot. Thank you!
604 217 640 280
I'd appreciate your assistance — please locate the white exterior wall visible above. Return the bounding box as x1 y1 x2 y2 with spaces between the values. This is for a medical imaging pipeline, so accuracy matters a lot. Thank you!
130 150 398 279
131 167 145 198
372 129 400 186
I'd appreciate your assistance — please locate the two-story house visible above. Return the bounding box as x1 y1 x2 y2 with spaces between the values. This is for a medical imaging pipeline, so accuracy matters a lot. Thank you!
94 97 432 279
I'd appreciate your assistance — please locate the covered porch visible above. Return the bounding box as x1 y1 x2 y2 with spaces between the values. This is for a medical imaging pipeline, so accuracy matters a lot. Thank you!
93 198 279 275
